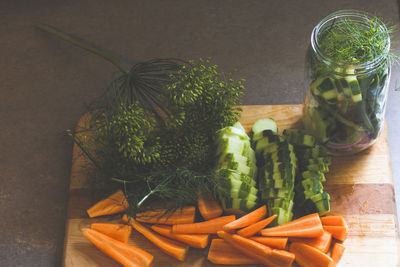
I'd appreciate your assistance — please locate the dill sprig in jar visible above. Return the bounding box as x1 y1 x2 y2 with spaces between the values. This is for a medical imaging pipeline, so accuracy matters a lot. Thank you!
303 10 395 155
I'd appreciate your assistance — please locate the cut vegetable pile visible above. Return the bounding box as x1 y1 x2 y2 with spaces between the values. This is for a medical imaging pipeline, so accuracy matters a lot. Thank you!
79 117 346 266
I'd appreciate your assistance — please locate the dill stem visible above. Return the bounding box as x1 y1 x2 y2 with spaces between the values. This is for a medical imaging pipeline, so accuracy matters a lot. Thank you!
36 23 130 74
137 191 155 208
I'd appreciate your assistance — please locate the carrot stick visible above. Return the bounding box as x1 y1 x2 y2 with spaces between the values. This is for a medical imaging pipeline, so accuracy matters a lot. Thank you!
91 223 132 243
207 239 262 265
135 206 195 225
172 215 236 234
290 231 332 253
223 205 267 232
151 224 210 249
290 242 335 267
249 236 288 250
217 231 295 267
237 214 277 237
261 213 324 238
123 215 189 261
323 225 348 241
320 216 347 227
331 242 346 264
87 190 128 218
198 194 223 220
82 228 153 267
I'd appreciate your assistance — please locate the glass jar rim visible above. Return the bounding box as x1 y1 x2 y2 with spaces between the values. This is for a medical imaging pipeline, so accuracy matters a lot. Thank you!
311 9 390 72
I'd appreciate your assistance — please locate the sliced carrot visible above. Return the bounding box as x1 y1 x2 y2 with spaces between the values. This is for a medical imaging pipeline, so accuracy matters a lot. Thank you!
223 205 267 232
250 236 288 250
207 239 262 265
261 213 324 238
320 216 347 227
151 224 209 248
198 194 223 220
323 225 348 241
87 190 128 218
172 215 236 234
91 223 132 243
331 242 346 264
290 231 332 253
123 215 189 261
82 228 153 267
135 206 195 225
237 214 277 237
217 231 295 267
290 242 334 267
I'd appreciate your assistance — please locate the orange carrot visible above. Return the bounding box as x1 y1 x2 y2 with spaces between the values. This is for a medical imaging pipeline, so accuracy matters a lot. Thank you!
323 225 348 241
207 239 262 265
198 194 223 220
172 215 236 234
290 242 334 267
237 214 277 237
123 215 189 261
135 206 195 225
250 236 288 250
223 205 267 232
261 213 324 238
91 223 132 243
87 190 128 218
217 231 295 267
82 228 153 267
290 231 332 253
331 242 346 264
320 216 347 227
151 224 209 248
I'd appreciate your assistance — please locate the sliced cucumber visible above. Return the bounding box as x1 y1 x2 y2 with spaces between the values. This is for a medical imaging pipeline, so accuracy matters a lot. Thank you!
232 121 246 133
283 129 316 147
251 118 278 136
216 126 249 141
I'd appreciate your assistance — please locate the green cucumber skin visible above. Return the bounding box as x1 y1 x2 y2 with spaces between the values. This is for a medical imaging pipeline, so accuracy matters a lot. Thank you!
254 129 296 225
215 126 259 214
305 61 389 149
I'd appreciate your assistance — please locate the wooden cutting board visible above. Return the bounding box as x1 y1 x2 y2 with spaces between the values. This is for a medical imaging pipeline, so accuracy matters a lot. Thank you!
63 105 400 266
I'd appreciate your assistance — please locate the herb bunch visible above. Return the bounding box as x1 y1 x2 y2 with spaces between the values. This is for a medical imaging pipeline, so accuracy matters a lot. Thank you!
38 24 244 215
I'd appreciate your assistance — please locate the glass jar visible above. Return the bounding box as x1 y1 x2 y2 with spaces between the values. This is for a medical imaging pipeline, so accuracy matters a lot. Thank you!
303 10 391 155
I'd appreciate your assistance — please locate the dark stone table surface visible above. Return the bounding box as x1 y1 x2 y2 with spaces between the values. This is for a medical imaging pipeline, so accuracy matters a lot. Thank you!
1 1 399 266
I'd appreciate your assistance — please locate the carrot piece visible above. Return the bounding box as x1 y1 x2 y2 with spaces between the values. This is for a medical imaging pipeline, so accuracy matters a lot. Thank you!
172 215 236 234
250 236 288 250
123 215 189 261
323 225 348 241
198 194 223 220
82 228 153 267
290 231 332 253
261 213 324 238
217 231 295 267
320 216 347 227
87 190 128 218
223 205 267 232
207 239 262 265
91 223 132 243
331 242 346 264
135 206 195 225
290 242 334 267
237 214 277 237
151 224 210 248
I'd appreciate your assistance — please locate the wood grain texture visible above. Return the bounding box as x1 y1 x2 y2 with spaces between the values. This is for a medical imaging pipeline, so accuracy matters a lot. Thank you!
63 105 400 267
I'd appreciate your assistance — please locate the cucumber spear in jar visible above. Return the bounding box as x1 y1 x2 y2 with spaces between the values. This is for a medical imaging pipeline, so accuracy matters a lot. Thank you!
304 10 398 155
